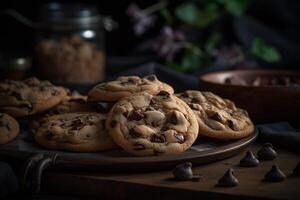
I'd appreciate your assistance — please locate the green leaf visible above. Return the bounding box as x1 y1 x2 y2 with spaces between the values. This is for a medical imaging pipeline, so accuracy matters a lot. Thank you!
205 32 221 52
175 2 220 28
250 38 281 63
160 9 173 25
217 0 249 16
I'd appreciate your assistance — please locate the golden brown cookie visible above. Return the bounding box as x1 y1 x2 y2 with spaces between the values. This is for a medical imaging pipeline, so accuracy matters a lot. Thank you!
0 77 67 117
88 75 174 102
35 112 118 152
176 90 254 140
106 91 199 156
0 113 19 144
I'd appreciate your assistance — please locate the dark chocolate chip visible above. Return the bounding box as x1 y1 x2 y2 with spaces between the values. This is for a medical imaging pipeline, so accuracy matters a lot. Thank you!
128 111 144 121
51 89 60 96
45 131 54 140
227 119 238 131
172 162 194 180
239 151 260 167
264 165 286 182
174 133 185 143
71 119 85 130
133 143 145 150
210 112 222 122
127 78 139 84
217 169 239 187
157 91 170 96
150 134 166 143
145 75 157 81
10 91 22 100
257 143 277 161
122 111 129 118
110 120 117 128
100 119 106 129
19 103 33 112
169 112 178 124
129 128 141 138
293 162 300 176
181 92 189 98
188 103 199 110
191 98 199 103
5 123 11 131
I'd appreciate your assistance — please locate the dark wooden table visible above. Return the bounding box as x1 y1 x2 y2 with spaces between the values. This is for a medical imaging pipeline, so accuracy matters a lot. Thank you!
40 144 300 200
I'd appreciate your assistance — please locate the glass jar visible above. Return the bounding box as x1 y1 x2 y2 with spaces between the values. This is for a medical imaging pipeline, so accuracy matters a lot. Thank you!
34 3 108 84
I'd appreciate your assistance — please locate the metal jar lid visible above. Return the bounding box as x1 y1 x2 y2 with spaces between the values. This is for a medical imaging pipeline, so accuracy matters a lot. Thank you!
38 3 103 30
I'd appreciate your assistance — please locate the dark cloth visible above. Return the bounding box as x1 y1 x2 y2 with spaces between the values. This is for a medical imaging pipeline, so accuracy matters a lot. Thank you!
0 162 19 198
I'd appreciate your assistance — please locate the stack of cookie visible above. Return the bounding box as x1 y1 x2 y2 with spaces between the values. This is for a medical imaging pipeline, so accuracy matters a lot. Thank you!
0 75 254 157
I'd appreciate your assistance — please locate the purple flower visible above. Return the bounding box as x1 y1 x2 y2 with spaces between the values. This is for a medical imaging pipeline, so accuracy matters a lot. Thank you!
212 45 244 67
153 26 186 61
126 3 157 36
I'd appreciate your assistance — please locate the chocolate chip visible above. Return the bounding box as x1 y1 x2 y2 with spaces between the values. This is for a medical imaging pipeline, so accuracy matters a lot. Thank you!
5 123 11 131
150 134 166 143
227 119 238 130
129 128 141 138
19 103 33 112
145 75 157 81
157 90 170 97
264 165 286 182
122 111 129 118
174 133 185 143
128 111 144 121
110 120 117 128
10 91 22 100
257 143 277 161
169 112 178 124
239 151 260 167
133 143 145 150
157 91 170 96
191 98 199 103
100 119 106 129
210 113 222 122
172 162 194 180
293 162 300 176
217 169 239 187
0 113 3 118
181 92 189 98
188 103 198 110
51 89 60 96
45 131 54 140
71 119 85 130
127 78 139 84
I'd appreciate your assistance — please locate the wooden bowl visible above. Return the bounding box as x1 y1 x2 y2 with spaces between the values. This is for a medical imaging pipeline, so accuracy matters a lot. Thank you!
199 70 300 123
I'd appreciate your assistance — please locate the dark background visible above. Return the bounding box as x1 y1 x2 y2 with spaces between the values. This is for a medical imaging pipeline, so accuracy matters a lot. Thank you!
0 0 300 69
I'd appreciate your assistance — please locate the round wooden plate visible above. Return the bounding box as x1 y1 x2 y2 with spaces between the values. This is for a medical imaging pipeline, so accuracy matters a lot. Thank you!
0 129 258 172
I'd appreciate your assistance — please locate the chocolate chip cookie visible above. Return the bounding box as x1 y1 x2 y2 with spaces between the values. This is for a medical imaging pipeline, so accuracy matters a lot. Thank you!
0 113 19 144
35 112 118 152
177 90 254 140
106 91 199 156
0 77 67 117
88 75 174 102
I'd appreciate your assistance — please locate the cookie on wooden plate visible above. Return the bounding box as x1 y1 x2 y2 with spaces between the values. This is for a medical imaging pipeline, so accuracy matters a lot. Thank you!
106 91 199 156
176 90 254 140
35 112 118 152
88 75 174 102
0 113 19 144
0 77 67 117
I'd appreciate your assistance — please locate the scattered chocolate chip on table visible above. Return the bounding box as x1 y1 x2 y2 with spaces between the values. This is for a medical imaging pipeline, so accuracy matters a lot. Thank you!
35 144 300 200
